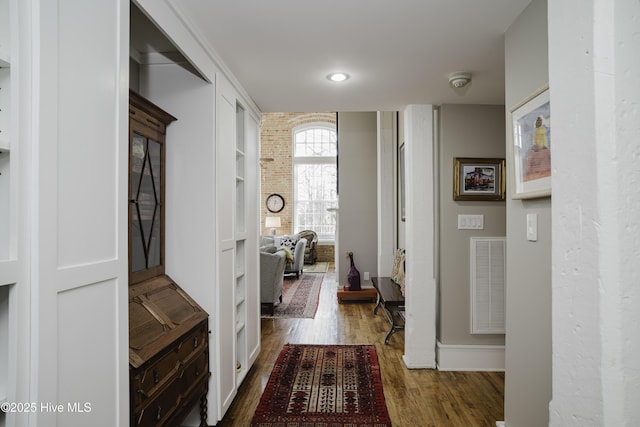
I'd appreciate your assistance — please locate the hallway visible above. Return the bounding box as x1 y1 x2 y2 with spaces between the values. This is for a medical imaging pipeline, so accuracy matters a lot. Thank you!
217 267 504 426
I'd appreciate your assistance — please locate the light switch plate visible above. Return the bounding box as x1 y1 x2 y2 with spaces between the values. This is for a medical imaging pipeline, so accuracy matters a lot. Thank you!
458 214 484 230
526 213 538 241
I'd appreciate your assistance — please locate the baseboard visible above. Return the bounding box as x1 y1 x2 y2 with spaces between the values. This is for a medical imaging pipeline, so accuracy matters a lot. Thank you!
402 354 437 370
436 341 505 371
496 422 506 427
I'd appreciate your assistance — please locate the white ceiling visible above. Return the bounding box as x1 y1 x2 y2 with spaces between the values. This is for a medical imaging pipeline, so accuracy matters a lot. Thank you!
134 0 532 112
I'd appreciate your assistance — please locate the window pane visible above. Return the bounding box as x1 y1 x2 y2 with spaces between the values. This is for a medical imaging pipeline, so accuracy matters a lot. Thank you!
294 163 337 240
294 127 337 157
293 125 337 240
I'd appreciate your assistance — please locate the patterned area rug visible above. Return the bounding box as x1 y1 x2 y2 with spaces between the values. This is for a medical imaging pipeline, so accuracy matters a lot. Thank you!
251 344 392 427
262 274 323 319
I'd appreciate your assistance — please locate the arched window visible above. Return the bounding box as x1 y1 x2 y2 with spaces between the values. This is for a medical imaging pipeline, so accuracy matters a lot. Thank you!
293 124 337 241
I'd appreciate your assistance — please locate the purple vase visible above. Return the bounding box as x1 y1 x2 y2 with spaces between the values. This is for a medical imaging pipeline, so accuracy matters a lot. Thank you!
347 252 361 291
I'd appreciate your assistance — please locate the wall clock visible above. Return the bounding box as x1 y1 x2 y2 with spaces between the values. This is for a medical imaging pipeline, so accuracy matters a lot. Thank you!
266 193 285 213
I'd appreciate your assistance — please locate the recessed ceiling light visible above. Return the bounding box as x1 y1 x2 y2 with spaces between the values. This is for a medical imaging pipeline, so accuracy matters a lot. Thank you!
327 72 349 82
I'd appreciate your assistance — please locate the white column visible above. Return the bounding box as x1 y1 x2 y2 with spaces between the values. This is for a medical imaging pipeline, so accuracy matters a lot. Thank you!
377 111 396 277
402 105 436 369
549 0 640 425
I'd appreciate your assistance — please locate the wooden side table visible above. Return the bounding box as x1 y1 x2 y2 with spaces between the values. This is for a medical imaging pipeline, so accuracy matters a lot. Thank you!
337 286 378 303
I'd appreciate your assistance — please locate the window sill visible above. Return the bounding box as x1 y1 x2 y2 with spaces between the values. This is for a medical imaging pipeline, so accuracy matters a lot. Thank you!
317 240 335 246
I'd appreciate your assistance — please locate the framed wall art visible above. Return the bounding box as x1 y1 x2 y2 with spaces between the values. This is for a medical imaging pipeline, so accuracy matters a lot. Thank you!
453 157 505 201
509 84 551 199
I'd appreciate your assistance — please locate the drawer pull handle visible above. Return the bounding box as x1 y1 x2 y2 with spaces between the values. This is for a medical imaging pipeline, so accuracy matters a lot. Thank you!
195 367 200 377
156 405 162 421
153 368 159 384
194 336 199 347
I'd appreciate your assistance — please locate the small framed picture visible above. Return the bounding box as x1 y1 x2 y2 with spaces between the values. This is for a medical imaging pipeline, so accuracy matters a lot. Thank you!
453 157 505 201
509 84 551 199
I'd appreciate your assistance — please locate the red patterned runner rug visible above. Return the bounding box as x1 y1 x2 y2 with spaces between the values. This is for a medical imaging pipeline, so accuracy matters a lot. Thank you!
251 344 393 427
262 273 323 319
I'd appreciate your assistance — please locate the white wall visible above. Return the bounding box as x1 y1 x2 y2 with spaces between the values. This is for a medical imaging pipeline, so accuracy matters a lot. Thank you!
337 112 378 286
438 104 506 347
504 0 551 425
140 62 218 425
140 67 215 308
549 0 640 425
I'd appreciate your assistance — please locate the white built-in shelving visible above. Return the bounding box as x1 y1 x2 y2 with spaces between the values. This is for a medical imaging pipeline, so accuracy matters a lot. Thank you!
0 66 9 153
234 102 248 382
0 0 13 422
0 47 11 265
0 0 10 152
216 73 259 422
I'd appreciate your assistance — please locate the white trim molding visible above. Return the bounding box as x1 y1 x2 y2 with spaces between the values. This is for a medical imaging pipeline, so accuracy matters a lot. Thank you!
436 341 505 371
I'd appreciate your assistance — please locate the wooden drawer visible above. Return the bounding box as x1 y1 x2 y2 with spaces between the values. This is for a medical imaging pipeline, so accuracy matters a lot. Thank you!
179 349 209 391
132 349 181 408
133 375 184 427
174 322 208 365
132 350 209 427
132 322 208 407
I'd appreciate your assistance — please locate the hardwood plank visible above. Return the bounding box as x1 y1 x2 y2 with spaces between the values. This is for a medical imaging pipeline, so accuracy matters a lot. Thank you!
215 267 504 426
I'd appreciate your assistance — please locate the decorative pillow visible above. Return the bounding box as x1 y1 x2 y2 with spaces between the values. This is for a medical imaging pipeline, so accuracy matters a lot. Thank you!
397 258 406 296
390 248 405 283
277 247 293 263
279 235 299 251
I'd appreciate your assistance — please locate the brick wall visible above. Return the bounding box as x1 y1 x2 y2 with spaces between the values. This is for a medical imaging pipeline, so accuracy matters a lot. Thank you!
316 244 335 263
260 112 336 262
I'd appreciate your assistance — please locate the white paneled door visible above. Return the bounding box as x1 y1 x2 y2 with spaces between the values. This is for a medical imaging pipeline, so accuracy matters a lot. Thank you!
216 74 238 417
17 1 129 426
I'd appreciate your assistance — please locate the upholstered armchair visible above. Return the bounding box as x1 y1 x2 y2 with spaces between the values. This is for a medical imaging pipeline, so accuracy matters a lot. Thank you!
284 237 307 279
298 230 318 265
260 248 287 315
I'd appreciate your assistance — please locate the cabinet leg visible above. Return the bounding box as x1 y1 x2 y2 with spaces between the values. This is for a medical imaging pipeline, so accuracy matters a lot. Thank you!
199 383 209 427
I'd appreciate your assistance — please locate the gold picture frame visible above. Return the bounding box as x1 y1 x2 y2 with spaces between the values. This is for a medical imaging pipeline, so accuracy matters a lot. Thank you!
453 157 506 201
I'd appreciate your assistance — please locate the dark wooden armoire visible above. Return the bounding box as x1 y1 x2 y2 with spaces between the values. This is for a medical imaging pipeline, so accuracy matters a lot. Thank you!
128 91 210 427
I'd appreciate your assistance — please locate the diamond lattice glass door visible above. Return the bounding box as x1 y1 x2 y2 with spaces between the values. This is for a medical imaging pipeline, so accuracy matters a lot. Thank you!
129 131 164 282
128 91 175 285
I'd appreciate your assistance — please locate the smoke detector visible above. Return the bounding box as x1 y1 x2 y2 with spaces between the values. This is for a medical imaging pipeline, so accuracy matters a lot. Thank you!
449 72 472 88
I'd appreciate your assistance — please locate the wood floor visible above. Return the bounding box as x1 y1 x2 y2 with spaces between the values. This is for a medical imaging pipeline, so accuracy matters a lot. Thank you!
216 267 504 427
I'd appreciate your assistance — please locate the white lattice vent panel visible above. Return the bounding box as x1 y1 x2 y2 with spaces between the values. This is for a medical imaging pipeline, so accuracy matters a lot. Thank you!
470 237 506 334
